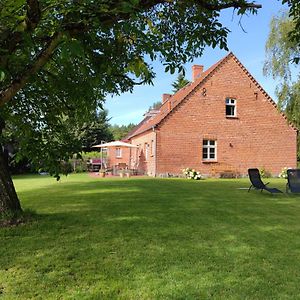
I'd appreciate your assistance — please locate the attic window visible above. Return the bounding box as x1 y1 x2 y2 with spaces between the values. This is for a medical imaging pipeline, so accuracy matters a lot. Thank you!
225 98 236 117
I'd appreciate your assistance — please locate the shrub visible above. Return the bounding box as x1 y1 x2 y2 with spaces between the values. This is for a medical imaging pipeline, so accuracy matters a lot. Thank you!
259 167 271 178
182 168 202 180
74 163 87 173
80 151 107 159
61 161 73 174
279 167 292 179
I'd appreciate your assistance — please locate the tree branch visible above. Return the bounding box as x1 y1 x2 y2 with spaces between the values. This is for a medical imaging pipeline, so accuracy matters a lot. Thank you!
0 32 63 107
0 0 262 107
25 0 41 31
0 0 41 56
193 0 262 10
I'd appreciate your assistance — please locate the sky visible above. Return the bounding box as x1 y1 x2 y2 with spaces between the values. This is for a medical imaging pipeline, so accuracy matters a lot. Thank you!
105 1 288 126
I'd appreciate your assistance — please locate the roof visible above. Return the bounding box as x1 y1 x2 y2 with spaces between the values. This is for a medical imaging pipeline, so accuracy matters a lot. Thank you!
126 52 297 139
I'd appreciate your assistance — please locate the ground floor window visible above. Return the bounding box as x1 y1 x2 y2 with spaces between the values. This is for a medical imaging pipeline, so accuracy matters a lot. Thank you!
116 147 122 158
202 140 217 160
145 143 150 160
151 140 155 156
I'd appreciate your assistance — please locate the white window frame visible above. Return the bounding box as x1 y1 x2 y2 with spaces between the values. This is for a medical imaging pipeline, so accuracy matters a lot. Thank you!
202 140 217 161
225 98 236 117
116 147 122 158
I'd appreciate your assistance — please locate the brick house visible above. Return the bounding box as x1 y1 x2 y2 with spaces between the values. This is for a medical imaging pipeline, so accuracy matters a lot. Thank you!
122 52 297 177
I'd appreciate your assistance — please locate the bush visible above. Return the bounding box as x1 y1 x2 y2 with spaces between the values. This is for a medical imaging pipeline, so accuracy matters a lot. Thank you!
80 151 107 159
182 168 202 180
75 163 88 173
259 167 271 178
61 161 73 174
279 167 294 179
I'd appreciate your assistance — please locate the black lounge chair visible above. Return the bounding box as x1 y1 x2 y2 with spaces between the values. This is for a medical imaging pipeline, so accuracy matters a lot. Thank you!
248 168 282 194
286 169 300 193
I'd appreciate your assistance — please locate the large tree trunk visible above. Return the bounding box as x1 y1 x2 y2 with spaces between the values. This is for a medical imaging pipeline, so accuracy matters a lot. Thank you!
0 145 22 213
0 118 22 214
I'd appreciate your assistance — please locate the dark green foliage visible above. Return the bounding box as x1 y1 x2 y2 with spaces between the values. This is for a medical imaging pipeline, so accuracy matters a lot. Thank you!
172 73 190 92
2 109 112 173
109 123 136 140
78 110 113 151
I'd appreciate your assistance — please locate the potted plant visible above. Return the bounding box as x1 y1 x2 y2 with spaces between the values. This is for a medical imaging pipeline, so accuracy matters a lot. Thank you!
98 169 106 178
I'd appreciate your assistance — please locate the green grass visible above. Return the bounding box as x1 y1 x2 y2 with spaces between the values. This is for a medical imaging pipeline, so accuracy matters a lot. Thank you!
1 174 300 299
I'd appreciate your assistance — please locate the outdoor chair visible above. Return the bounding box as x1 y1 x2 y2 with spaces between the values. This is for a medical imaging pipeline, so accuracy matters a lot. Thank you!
248 168 282 194
286 169 300 193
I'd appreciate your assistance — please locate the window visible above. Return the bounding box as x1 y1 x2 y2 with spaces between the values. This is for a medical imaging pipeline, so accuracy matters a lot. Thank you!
225 98 236 117
137 144 141 157
202 140 217 160
145 143 150 160
116 147 122 158
151 140 155 156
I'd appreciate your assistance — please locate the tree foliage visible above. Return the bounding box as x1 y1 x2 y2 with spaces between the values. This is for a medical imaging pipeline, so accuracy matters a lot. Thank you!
148 101 162 111
281 0 300 63
264 11 300 159
264 12 300 118
109 123 136 141
172 73 190 93
76 110 113 152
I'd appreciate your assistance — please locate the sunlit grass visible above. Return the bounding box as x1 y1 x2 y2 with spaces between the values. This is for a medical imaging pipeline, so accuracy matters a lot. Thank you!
1 174 300 299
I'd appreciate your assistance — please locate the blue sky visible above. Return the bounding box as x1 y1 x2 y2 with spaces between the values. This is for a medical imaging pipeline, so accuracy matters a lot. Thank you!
105 1 287 125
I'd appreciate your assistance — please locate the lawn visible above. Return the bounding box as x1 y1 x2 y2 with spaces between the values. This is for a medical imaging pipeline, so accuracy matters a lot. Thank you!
1 174 300 299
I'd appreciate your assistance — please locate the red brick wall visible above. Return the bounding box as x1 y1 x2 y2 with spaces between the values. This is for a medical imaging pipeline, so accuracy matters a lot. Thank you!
107 147 131 168
155 56 297 176
131 131 157 176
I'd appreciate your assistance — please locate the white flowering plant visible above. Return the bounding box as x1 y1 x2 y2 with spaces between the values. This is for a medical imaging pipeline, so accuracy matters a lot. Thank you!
279 167 290 179
182 168 202 180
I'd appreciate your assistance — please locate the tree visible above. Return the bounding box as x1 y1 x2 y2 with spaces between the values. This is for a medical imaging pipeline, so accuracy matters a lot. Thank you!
148 101 162 111
109 123 136 141
0 0 263 214
172 73 190 93
79 110 113 152
264 12 300 159
281 0 300 64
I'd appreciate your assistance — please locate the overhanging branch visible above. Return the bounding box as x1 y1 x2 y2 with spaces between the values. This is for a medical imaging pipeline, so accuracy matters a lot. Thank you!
1 0 41 54
0 0 262 107
0 32 63 107
194 0 262 10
